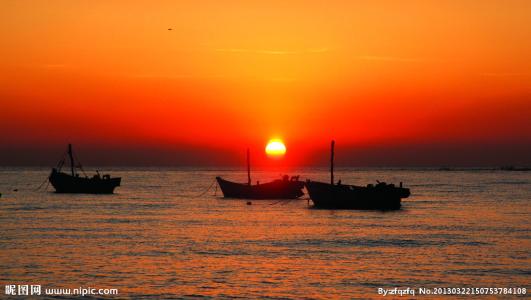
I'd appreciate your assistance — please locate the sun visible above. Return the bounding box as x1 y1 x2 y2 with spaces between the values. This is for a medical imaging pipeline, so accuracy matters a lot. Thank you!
265 139 286 157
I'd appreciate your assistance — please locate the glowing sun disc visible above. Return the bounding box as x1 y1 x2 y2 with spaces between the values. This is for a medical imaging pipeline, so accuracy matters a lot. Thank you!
265 139 286 157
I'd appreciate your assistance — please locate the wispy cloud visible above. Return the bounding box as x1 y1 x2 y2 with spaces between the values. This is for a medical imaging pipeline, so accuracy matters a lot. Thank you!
306 47 330 53
357 56 424 62
214 47 330 55
40 64 69 69
215 48 297 55
480 72 530 77
266 77 298 82
126 73 300 83
127 73 228 80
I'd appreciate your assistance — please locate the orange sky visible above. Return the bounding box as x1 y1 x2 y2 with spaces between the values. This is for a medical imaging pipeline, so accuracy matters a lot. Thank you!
1 0 530 166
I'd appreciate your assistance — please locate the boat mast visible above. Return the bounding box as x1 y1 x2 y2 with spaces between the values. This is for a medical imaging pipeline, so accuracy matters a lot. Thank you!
68 144 75 176
247 148 251 185
330 140 335 185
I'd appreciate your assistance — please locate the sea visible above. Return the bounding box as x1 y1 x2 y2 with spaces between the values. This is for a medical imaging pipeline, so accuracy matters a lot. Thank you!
0 167 529 299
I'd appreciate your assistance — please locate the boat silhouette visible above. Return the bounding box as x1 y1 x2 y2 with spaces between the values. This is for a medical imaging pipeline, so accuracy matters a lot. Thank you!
48 144 121 194
305 141 410 210
216 148 304 199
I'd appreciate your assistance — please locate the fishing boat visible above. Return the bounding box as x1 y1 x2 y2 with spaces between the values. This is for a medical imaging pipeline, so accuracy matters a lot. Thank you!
216 149 304 199
305 141 410 210
48 144 121 194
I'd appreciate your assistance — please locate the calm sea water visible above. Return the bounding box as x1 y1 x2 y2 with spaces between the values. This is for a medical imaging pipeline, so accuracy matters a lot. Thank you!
0 168 529 298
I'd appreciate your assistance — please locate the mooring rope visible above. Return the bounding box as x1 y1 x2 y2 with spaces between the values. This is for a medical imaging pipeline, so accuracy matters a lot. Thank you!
34 176 50 191
270 197 311 206
270 199 291 205
190 179 217 198
34 148 67 192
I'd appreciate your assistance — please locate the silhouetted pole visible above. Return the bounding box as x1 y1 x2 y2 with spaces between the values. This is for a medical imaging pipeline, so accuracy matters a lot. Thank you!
330 140 335 185
247 148 251 185
68 144 75 176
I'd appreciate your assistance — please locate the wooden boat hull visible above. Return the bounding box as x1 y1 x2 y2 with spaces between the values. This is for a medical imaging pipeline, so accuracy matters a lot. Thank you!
305 180 409 210
49 170 121 194
216 176 304 199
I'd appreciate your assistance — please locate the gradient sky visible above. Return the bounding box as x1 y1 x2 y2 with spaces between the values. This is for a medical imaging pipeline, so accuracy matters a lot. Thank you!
1 0 530 167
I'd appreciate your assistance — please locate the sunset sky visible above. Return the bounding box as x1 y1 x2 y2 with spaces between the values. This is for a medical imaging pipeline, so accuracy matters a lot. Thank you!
1 0 530 167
